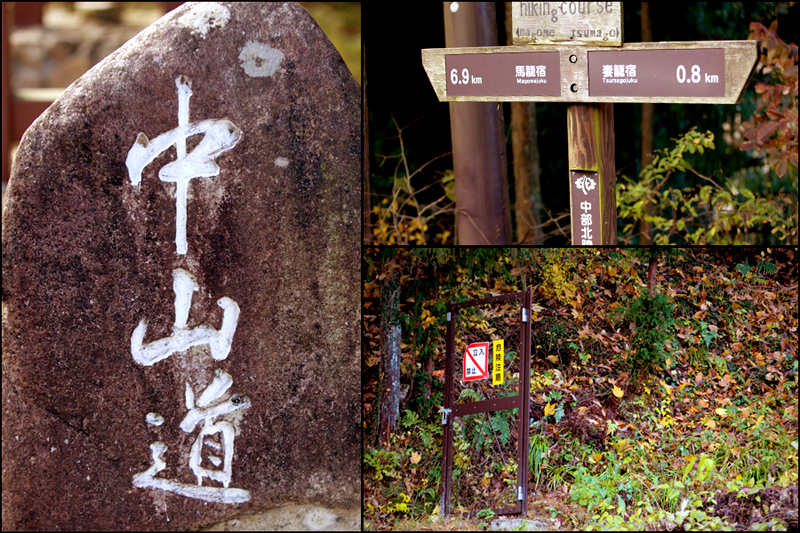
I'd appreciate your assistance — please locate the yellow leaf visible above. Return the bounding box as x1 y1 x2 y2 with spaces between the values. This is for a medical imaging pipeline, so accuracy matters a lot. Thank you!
612 385 624 398
546 354 559 364
410 451 421 464
705 419 716 429
544 402 556 417
715 407 727 417
593 453 603 462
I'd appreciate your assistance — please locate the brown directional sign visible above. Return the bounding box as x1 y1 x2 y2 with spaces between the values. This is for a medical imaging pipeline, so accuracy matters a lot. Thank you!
445 51 560 97
511 1 623 46
588 48 724 97
422 41 759 104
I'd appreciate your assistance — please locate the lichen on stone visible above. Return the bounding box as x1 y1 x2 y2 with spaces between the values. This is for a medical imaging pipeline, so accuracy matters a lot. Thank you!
239 41 285 78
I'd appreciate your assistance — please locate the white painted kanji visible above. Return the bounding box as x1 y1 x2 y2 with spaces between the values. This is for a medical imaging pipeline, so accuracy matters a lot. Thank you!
131 269 239 367
129 76 249 505
126 76 242 255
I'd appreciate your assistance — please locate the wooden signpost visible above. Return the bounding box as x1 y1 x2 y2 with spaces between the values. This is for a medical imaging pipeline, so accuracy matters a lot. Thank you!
423 3 759 245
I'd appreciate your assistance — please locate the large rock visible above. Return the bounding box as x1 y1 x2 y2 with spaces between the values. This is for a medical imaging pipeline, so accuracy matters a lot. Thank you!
2 3 360 531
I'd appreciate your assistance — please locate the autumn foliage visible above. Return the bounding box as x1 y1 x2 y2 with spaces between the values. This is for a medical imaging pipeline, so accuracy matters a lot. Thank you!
740 21 799 178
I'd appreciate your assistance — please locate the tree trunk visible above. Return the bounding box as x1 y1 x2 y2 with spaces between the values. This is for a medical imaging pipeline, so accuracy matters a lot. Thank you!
511 102 543 244
505 3 543 244
362 42 371 244
379 266 401 445
647 252 658 293
640 2 654 244
445 2 512 245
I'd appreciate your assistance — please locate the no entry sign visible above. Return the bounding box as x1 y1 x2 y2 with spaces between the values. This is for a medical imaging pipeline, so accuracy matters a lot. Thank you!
464 342 489 381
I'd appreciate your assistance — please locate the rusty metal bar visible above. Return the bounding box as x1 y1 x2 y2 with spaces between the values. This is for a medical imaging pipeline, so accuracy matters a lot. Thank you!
518 286 532 516
442 303 456 516
449 290 527 309
452 394 520 417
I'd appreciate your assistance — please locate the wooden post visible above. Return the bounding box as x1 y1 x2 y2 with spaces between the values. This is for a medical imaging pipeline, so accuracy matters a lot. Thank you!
567 103 617 245
444 2 512 245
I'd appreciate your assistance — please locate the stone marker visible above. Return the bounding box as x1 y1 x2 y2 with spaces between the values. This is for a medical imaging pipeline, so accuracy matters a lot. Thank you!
2 2 360 531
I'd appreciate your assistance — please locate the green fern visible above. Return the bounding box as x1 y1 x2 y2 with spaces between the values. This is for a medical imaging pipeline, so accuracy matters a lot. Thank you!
401 408 420 428
529 434 549 489
491 413 511 447
459 388 483 402
757 259 777 275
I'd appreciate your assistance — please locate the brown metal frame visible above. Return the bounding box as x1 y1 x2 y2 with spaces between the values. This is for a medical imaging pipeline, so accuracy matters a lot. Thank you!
441 287 531 517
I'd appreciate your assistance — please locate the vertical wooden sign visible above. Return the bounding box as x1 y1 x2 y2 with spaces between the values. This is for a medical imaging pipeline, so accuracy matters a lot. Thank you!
570 170 601 245
567 103 616 245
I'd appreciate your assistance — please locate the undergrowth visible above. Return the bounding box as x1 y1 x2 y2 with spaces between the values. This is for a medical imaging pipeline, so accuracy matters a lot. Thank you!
363 250 798 531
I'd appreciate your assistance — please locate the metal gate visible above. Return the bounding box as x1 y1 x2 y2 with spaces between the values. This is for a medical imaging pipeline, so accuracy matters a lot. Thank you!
441 288 531 517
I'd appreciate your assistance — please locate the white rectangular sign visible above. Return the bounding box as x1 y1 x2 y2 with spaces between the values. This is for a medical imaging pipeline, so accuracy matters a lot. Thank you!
464 342 489 381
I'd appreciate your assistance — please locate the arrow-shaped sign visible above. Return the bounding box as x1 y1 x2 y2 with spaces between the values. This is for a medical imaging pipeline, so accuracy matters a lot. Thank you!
422 40 758 104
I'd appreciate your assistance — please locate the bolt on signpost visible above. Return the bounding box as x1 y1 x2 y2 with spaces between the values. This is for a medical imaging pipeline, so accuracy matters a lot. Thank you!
441 288 531 517
423 2 759 245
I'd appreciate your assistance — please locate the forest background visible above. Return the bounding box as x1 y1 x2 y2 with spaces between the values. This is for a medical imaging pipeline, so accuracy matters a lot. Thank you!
362 248 798 530
364 3 798 245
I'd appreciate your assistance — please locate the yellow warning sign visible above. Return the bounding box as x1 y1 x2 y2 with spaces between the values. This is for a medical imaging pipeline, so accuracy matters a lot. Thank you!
492 340 504 385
